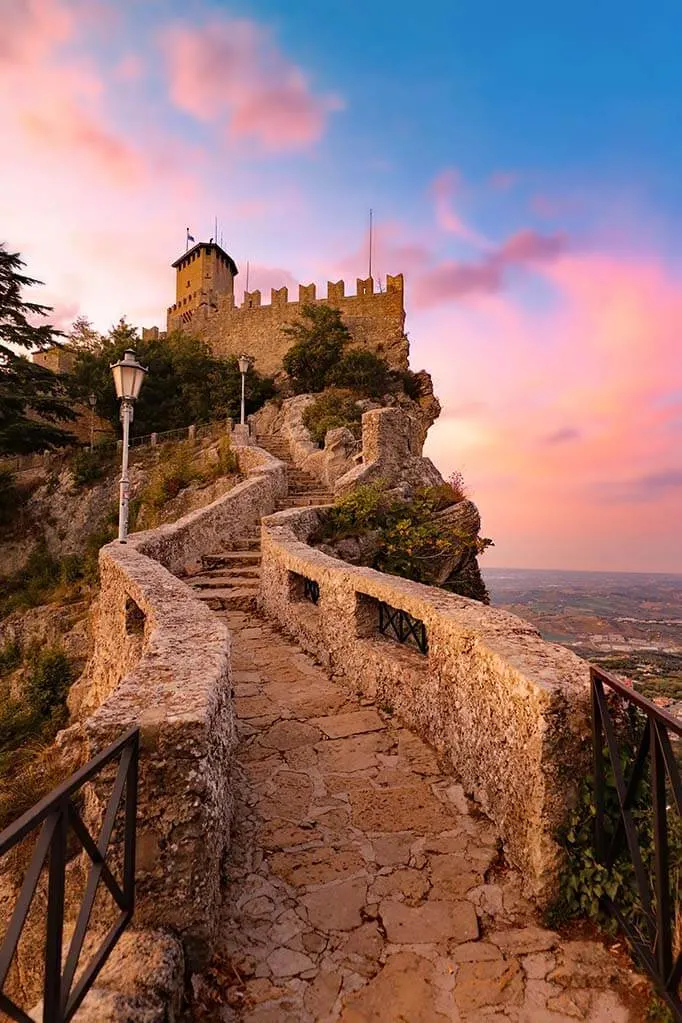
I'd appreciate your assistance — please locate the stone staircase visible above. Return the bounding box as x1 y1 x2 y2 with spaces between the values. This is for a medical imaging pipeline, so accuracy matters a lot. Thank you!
185 433 333 611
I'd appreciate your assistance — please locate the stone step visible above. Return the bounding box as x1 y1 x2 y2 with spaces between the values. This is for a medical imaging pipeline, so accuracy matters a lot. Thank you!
276 496 333 508
201 552 261 570
190 574 259 590
197 588 259 611
219 536 261 552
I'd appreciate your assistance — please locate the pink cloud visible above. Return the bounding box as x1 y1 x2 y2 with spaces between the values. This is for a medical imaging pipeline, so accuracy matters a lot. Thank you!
430 169 489 246
0 0 74 65
419 249 682 571
161 19 343 150
114 54 143 82
412 228 567 308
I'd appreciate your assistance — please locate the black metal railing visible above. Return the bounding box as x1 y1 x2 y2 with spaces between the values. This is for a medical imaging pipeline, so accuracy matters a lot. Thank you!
0 727 139 1023
378 601 428 655
303 577 320 605
591 666 682 1019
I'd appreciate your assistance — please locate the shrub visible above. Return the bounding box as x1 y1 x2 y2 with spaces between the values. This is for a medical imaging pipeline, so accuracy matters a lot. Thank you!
71 446 116 487
302 389 363 447
394 369 423 400
145 443 198 507
0 638 21 676
328 348 389 397
200 434 238 483
24 646 75 718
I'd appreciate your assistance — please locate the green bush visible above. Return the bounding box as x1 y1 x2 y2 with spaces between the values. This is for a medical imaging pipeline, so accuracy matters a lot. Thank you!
318 481 493 599
546 706 682 940
0 638 21 676
71 446 116 487
24 646 75 718
145 444 198 507
302 389 363 446
328 348 389 397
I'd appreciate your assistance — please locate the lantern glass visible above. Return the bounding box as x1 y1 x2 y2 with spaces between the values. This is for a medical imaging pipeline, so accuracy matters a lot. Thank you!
110 349 147 401
238 355 250 375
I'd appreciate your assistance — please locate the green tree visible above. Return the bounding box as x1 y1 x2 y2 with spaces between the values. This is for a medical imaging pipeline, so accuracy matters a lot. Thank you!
329 347 390 397
70 325 274 436
66 315 101 353
282 304 351 393
0 244 77 453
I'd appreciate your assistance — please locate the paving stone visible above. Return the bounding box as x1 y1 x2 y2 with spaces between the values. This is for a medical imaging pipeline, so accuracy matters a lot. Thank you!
548 941 621 989
379 898 479 944
268 846 366 887
259 820 321 850
454 958 525 1012
260 720 323 750
349 784 456 833
315 734 385 773
397 731 441 775
303 878 367 931
523 951 557 979
312 709 385 739
235 696 278 719
451 941 504 962
304 968 343 1018
367 867 430 903
259 772 313 821
342 922 384 959
491 927 560 955
429 853 483 898
547 989 592 1019
371 832 415 866
338 951 450 1023
266 947 316 977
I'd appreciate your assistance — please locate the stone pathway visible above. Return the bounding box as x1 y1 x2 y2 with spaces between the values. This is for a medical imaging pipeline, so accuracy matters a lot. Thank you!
186 605 641 1022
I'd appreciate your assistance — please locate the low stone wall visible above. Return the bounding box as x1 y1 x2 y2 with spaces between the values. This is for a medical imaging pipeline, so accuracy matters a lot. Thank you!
260 506 592 906
23 444 286 1021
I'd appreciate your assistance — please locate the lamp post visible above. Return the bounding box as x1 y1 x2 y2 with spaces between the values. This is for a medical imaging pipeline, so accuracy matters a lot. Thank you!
88 392 97 453
238 354 250 427
110 349 147 543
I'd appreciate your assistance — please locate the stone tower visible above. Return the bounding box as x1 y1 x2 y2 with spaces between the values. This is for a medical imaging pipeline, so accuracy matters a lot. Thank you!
170 241 239 326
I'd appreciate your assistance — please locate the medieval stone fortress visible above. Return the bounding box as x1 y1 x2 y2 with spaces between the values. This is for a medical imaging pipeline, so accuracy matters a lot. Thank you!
1 237 674 1022
143 239 409 376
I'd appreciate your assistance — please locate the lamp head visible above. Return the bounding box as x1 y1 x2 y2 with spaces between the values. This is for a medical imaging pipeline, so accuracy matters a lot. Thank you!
110 349 148 401
238 354 250 375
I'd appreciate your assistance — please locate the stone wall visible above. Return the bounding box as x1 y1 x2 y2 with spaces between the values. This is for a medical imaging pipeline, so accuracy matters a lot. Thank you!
168 275 409 377
7 444 287 1022
259 506 592 907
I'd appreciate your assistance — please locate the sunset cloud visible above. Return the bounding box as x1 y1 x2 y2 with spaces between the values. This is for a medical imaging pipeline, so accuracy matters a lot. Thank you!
160 19 342 150
430 169 489 246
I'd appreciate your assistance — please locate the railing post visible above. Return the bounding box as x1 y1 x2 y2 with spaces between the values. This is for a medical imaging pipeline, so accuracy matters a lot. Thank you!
43 802 67 1022
188 425 196 442
150 432 157 447
590 670 606 863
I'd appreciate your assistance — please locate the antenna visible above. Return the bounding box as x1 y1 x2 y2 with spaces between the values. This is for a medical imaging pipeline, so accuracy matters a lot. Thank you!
368 208 373 279
246 260 250 293
214 215 218 245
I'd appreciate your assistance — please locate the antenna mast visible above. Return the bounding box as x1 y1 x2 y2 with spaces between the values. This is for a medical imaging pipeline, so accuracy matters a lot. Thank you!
368 208 373 279
246 260 250 293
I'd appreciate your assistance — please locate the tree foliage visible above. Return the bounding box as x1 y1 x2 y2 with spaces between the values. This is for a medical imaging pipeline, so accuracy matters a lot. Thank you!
282 305 352 393
0 244 76 453
301 389 363 445
328 347 390 397
69 322 275 436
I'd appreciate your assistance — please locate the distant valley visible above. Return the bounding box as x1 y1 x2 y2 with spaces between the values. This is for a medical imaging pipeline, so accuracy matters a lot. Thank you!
482 567 682 708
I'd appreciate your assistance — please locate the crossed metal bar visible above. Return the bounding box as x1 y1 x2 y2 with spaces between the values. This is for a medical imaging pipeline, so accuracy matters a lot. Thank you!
591 667 682 1019
0 727 139 1023
378 601 428 655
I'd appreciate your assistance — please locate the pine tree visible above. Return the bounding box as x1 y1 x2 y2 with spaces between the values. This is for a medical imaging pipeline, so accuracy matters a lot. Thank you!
0 244 76 453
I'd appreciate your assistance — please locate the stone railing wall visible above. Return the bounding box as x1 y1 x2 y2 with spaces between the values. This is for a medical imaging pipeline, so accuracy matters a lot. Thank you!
49 444 286 1020
260 506 592 907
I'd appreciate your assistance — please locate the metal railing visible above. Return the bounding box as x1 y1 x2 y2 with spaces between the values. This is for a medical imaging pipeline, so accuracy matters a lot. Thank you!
303 578 320 605
0 727 139 1023
591 666 681 1019
378 601 428 655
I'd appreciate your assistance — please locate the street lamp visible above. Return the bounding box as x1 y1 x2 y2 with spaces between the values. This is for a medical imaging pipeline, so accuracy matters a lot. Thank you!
110 349 147 543
238 354 250 427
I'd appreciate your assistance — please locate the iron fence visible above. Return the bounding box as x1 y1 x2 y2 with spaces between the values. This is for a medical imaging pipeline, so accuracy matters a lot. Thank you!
0 727 139 1023
591 666 682 1019
378 601 428 655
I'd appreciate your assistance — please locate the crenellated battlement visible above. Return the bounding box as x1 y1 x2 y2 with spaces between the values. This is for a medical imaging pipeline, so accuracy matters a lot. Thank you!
162 254 408 376
167 274 404 319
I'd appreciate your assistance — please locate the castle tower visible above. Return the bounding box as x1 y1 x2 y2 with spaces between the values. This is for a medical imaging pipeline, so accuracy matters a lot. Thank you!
169 241 239 327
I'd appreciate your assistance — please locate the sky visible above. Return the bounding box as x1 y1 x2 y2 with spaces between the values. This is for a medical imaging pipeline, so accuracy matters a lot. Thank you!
2 0 681 573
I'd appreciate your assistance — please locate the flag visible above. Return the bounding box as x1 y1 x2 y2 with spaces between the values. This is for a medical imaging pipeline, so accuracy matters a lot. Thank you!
186 228 195 244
